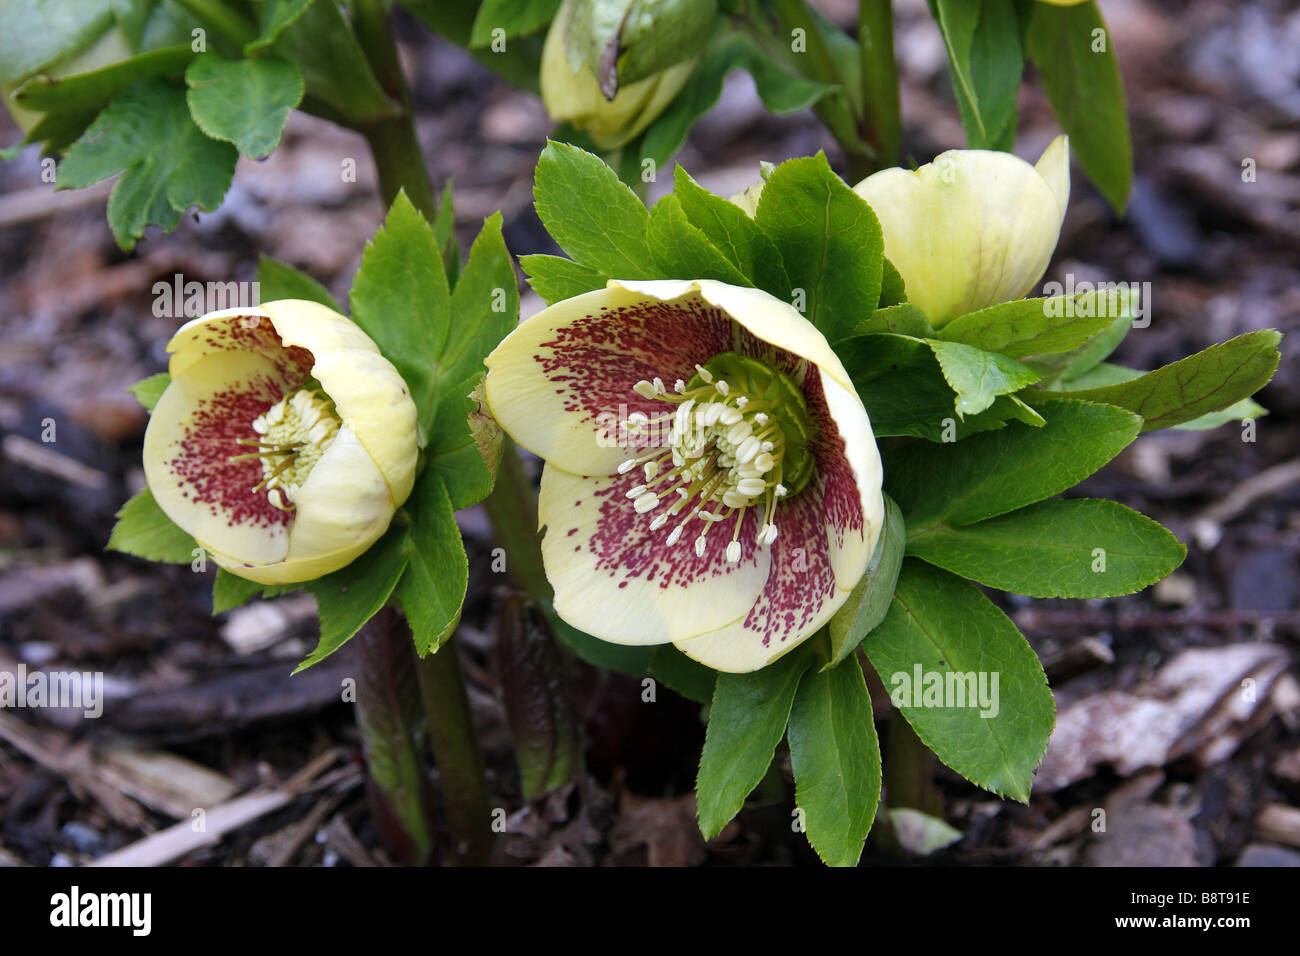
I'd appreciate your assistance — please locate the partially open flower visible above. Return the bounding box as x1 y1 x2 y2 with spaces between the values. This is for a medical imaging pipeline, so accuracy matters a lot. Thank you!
540 0 698 151
852 136 1070 327
143 301 418 585
484 280 884 672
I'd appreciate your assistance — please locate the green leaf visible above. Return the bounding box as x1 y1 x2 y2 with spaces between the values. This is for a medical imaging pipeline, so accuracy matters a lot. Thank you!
1175 396 1267 431
211 568 285 615
934 0 1022 149
936 292 1132 359
863 560 1054 802
924 338 1042 417
0 0 116 87
840 333 1045 441
827 494 905 667
1038 330 1282 432
753 153 883 342
297 526 409 671
520 254 607 304
696 647 811 839
396 472 468 656
788 655 881 867
185 53 303 158
58 78 236 250
908 498 1186 598
534 140 657 277
847 303 932 339
107 487 198 563
1027 0 1132 212
348 191 449 440
647 193 750 286
470 0 562 46
13 44 194 114
547 606 653 677
247 0 316 53
128 372 169 412
256 255 342 311
886 398 1141 529
426 213 519 508
672 166 790 299
269 0 396 123
650 645 717 704
878 258 906 308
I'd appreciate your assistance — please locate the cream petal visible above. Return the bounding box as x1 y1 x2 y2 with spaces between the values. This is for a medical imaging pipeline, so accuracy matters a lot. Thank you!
263 299 418 507
539 465 770 645
484 283 734 476
815 366 884 589
143 350 292 567
852 137 1071 327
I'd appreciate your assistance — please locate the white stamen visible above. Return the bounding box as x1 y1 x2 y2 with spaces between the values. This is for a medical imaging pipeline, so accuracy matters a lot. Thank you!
625 484 647 499
617 459 638 474
694 535 707 557
735 396 749 409
715 380 730 396
674 379 686 393
634 492 659 514
737 477 767 497
726 541 741 563
775 484 788 497
754 412 769 426
736 436 760 463
649 514 669 531
666 526 684 546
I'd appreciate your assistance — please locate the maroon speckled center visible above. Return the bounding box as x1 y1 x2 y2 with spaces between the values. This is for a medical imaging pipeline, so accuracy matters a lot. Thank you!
539 297 865 648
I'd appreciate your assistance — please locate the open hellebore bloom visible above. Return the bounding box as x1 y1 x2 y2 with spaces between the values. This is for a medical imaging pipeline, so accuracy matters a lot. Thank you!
540 0 697 151
143 301 418 585
852 135 1071 328
485 280 884 673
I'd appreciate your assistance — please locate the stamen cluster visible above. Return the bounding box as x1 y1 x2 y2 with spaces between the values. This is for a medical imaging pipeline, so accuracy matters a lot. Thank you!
233 388 341 510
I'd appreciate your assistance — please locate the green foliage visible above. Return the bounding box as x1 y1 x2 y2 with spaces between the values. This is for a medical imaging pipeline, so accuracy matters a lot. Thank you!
127 372 170 412
185 53 303 158
864 560 1054 802
397 472 469 656
58 78 236 250
932 0 1023 150
827 495 905 667
107 487 198 564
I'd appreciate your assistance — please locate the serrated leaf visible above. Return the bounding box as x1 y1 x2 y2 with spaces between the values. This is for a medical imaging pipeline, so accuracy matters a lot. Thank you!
885 398 1141 529
397 472 468 656
696 646 811 839
647 193 751 286
1039 330 1282 432
788 654 881 867
908 498 1186 598
521 254 608 304
0 0 116 87
534 141 658 277
185 53 302 158
1027 0 1132 212
107 487 198 563
297 525 409 672
672 166 790 299
827 494 905 667
863 560 1054 802
924 338 1041 417
840 332 1044 441
256 255 342 311
13 44 194 114
936 292 1131 359
348 191 448 440
128 372 169 412
848 303 931 338
247 0 315 53
753 153 883 342
58 78 236 249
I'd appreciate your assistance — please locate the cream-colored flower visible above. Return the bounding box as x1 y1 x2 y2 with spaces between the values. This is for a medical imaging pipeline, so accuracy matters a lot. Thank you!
852 135 1071 327
143 300 418 585
540 0 697 151
484 279 884 673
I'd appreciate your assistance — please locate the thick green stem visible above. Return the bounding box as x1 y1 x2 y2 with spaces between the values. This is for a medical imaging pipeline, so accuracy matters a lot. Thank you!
482 437 552 602
353 0 440 220
885 713 944 817
858 0 902 169
413 640 496 865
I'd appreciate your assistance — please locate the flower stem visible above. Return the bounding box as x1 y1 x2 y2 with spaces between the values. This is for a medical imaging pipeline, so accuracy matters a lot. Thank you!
412 639 496 865
481 437 553 602
885 713 944 817
857 0 902 169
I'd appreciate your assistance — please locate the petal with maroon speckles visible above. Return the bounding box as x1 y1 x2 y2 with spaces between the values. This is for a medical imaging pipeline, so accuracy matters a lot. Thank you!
485 283 733 477
144 349 292 566
539 465 771 645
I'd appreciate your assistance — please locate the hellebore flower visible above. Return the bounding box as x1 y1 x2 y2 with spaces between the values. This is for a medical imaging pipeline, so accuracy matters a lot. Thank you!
484 280 884 673
852 135 1071 327
143 301 418 585
540 0 697 151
